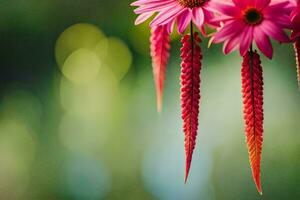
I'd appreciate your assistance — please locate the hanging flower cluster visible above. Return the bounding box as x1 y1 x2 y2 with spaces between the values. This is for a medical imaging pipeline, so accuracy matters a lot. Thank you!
131 0 299 194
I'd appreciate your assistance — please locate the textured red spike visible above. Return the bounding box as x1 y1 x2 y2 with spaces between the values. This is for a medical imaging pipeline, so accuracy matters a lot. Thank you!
150 25 171 112
180 32 202 182
293 38 300 90
241 50 264 195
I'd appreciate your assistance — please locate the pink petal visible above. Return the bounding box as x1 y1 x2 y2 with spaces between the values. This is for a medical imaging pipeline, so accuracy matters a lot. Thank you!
263 1 291 17
131 0 174 7
150 5 184 27
202 7 220 27
260 20 290 43
166 21 175 34
192 8 204 30
213 20 245 43
208 16 234 25
254 0 271 9
254 27 273 59
134 0 177 14
223 33 240 54
232 0 247 9
239 26 254 56
273 15 294 29
291 8 300 21
209 1 241 17
177 9 192 33
131 0 149 6
135 12 154 25
132 0 175 7
199 26 206 36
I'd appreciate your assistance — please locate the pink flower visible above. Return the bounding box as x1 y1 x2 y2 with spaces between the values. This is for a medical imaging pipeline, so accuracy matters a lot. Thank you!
290 0 300 39
210 0 291 59
131 0 215 34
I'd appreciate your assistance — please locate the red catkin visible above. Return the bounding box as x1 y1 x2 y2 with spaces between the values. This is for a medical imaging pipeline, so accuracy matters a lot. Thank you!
241 50 264 195
180 32 202 182
294 38 300 90
150 25 171 112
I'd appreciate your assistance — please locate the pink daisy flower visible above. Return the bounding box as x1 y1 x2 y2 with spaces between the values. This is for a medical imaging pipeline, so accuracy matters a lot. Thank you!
210 0 291 59
131 0 215 34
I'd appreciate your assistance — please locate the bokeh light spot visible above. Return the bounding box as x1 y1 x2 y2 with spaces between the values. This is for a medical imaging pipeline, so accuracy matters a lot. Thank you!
0 120 36 198
101 37 132 80
62 48 101 85
59 66 118 114
55 23 105 67
93 38 109 62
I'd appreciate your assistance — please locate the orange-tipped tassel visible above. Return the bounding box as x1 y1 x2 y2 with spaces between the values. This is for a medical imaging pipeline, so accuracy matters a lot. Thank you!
294 38 300 90
150 25 171 112
241 50 264 195
180 32 202 182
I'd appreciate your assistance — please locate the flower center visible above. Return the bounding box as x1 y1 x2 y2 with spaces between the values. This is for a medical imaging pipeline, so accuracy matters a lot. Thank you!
177 0 208 8
244 8 263 25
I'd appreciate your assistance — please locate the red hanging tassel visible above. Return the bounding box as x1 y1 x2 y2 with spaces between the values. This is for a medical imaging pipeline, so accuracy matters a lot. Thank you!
241 50 264 195
150 25 171 112
180 32 202 182
294 38 300 90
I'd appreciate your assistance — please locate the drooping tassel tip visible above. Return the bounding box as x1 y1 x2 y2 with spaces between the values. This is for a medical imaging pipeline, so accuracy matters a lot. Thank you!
150 25 171 113
184 153 192 183
180 32 202 183
241 50 264 195
253 172 262 195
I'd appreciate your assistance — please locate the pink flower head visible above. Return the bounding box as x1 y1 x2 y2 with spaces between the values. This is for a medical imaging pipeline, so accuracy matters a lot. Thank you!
290 0 300 39
211 0 291 59
131 0 215 34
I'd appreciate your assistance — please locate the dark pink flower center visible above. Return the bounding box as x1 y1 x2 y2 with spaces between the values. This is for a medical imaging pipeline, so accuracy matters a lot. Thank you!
177 0 208 8
244 8 263 25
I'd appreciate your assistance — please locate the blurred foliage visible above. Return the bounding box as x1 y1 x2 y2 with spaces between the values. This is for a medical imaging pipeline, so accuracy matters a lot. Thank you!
0 1 299 200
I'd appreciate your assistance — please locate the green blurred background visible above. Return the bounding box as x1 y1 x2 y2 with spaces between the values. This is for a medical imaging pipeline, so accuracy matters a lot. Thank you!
0 1 299 199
